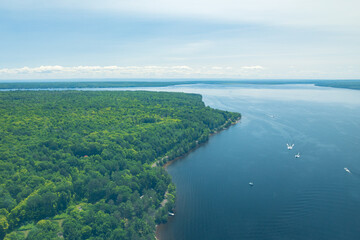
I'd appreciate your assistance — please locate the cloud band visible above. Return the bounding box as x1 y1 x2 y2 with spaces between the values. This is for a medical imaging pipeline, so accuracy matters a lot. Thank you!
0 65 264 79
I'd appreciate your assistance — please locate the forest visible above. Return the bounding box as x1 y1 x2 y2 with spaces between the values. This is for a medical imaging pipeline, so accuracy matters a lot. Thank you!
0 91 240 239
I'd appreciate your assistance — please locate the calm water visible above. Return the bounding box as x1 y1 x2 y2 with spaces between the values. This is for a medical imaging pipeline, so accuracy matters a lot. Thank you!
3 83 360 239
151 84 360 240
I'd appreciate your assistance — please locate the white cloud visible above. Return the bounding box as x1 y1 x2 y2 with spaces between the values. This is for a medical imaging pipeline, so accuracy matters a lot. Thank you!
241 66 264 70
0 65 267 79
1 64 358 79
0 66 65 74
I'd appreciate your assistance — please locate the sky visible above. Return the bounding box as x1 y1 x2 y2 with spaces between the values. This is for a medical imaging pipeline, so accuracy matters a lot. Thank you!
0 0 359 80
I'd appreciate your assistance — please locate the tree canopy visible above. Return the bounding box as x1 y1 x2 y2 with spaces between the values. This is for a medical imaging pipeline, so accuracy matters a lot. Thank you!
0 91 240 239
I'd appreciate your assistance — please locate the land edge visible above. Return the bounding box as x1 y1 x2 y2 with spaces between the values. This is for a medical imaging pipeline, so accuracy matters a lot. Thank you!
153 116 241 240
1 80 360 91
164 117 240 169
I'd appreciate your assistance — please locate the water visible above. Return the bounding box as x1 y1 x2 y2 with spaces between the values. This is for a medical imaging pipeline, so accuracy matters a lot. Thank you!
153 84 360 240
2 83 360 239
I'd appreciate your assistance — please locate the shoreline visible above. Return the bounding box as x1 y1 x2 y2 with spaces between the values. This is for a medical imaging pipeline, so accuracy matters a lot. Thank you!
162 117 240 169
154 116 241 240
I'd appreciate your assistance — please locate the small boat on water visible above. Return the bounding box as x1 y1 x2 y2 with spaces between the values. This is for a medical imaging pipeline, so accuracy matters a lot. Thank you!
287 144 294 150
295 153 300 158
168 212 175 216
344 168 351 174
249 182 254 186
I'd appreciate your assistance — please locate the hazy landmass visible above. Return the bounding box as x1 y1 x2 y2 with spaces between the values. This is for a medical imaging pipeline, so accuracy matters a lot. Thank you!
0 80 359 90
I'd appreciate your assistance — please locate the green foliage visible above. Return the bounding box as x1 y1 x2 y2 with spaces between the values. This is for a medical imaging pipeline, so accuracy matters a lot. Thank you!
0 91 240 239
26 220 60 240
0 215 9 239
4 231 25 240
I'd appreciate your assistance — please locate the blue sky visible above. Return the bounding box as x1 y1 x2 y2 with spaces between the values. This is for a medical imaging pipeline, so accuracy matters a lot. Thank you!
0 0 359 80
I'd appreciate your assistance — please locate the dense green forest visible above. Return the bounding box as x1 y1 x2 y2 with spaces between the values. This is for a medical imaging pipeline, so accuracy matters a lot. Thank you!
0 91 240 239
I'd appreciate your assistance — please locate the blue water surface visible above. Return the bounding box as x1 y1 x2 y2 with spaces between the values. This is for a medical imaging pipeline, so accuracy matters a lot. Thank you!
4 83 359 239
154 84 360 240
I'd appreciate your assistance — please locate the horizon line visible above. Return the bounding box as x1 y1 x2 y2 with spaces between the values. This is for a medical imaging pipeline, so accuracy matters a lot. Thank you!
1 78 360 83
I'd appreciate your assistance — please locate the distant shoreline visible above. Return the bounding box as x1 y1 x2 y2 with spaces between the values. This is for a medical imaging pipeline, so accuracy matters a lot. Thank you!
0 79 359 91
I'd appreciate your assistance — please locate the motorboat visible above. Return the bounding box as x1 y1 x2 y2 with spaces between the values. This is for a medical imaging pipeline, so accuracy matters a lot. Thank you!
295 153 300 158
168 212 175 216
287 144 294 150
249 182 254 186
344 168 351 174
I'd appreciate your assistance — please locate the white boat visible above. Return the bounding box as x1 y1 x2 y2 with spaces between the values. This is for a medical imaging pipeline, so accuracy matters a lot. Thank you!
287 144 294 150
249 182 254 186
344 168 351 173
295 153 300 158
168 212 175 216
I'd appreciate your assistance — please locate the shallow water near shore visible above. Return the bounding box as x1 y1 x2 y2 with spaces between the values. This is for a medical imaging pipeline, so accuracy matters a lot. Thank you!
152 84 360 240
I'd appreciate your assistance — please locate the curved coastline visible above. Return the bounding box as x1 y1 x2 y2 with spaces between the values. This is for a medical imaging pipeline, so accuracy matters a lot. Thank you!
163 117 240 169
0 90 240 239
154 116 241 240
